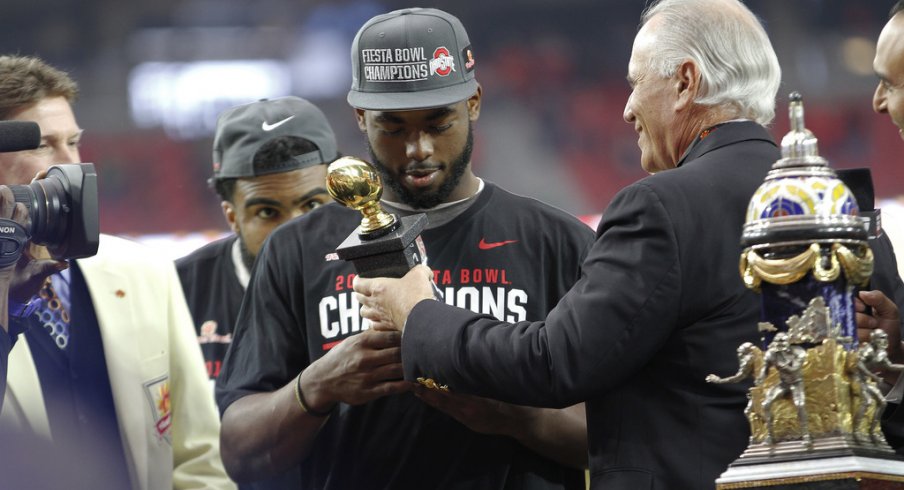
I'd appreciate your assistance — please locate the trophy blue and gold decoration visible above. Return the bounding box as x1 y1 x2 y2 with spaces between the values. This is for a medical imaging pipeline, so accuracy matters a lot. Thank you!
713 93 904 489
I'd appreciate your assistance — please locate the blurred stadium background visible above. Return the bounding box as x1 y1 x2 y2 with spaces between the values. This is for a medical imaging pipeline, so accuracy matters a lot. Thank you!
3 0 902 258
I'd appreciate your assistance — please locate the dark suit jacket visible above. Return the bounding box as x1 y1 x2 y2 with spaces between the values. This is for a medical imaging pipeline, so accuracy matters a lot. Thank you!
868 219 904 451
833 168 904 451
402 121 778 489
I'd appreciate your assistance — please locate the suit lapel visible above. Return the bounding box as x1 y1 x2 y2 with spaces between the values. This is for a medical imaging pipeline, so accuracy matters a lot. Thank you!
2 339 52 439
76 256 150 490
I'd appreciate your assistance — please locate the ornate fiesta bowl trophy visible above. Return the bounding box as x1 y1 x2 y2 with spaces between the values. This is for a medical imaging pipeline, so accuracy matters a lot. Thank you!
327 156 433 280
714 93 904 489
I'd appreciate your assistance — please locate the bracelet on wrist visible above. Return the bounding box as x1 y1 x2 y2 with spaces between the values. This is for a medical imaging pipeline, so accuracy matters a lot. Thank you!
294 373 334 417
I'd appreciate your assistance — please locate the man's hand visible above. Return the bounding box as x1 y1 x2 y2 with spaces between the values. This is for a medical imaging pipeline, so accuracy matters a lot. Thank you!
0 186 29 320
299 329 412 412
0 186 29 278
10 169 67 301
353 265 435 332
856 289 904 390
0 178 67 304
856 289 903 363
413 385 529 435
9 244 67 303
0 185 43 333
414 386 589 468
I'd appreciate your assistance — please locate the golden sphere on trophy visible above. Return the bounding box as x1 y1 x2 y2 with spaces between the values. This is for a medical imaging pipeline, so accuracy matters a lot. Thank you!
326 156 398 236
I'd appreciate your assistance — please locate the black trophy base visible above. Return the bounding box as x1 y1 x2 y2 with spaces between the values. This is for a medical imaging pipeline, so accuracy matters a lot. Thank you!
730 436 900 467
335 214 428 278
717 437 904 489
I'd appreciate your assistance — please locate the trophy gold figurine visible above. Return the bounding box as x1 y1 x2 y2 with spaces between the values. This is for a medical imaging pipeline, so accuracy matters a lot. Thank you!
327 156 433 281
712 93 904 489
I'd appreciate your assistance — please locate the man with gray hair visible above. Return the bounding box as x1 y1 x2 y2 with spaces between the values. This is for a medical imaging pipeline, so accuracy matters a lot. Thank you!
354 0 783 487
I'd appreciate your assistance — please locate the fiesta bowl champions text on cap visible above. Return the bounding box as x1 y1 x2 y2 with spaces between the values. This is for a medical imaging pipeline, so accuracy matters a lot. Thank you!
347 8 478 111
211 96 339 180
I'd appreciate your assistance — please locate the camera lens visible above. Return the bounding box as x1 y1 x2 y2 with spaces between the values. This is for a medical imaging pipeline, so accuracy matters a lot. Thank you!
6 163 99 260
9 176 67 246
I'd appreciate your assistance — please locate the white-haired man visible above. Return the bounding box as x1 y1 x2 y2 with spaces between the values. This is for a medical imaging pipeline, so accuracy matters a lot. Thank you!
355 0 784 488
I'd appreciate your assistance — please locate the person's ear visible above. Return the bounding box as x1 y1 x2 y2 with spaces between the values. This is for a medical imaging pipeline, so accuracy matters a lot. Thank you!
221 201 239 234
673 60 701 112
467 84 483 122
355 108 367 132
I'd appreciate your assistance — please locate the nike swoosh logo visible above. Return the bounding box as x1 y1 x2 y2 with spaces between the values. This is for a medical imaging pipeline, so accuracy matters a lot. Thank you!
478 238 518 250
262 115 295 131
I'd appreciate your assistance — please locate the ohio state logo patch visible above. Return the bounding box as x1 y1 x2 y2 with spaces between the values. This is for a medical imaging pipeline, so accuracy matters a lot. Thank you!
144 375 172 444
429 47 456 77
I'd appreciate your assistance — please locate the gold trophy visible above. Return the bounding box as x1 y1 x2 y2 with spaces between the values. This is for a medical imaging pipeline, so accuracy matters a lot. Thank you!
712 93 904 488
326 156 431 279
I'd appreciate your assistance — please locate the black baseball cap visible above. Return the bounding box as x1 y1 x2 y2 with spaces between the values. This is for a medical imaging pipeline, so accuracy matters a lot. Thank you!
348 8 478 111
211 96 338 180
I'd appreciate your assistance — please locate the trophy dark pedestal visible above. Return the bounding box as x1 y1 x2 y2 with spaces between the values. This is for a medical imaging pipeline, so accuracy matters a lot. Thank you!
717 455 904 489
335 213 428 278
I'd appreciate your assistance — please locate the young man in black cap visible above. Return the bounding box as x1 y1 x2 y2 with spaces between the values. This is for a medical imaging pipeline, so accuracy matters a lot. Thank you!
177 96 337 381
216 7 592 490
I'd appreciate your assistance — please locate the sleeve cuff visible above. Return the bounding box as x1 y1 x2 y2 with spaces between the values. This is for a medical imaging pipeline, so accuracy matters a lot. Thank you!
8 297 38 320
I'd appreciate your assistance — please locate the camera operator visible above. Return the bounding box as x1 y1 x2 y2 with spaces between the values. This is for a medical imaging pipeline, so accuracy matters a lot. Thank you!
0 55 234 490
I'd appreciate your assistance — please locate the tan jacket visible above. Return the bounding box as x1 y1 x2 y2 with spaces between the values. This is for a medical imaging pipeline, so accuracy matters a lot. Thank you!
1 234 235 490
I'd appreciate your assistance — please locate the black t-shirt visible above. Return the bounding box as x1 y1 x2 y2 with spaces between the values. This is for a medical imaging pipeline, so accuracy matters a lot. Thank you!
217 183 594 490
176 236 244 380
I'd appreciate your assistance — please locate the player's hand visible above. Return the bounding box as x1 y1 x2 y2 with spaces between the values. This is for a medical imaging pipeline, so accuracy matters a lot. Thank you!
856 290 903 363
354 265 435 333
298 329 412 412
413 385 530 436
705 374 719 383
